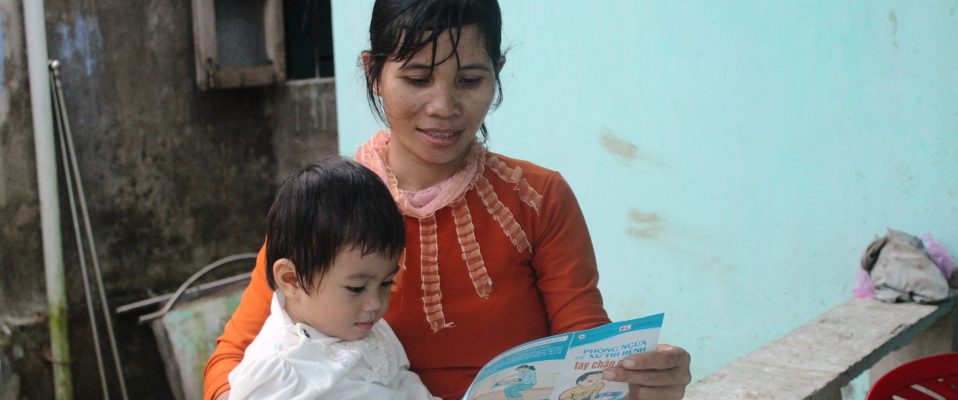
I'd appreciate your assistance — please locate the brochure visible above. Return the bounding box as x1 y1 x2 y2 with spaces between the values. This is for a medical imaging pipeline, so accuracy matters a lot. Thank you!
463 313 664 400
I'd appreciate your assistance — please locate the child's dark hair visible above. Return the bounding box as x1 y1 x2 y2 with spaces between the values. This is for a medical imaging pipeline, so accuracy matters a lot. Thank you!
576 371 602 384
364 0 504 141
265 157 405 292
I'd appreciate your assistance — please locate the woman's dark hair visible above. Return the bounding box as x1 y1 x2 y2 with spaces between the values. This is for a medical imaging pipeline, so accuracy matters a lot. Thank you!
265 157 405 292
364 0 504 141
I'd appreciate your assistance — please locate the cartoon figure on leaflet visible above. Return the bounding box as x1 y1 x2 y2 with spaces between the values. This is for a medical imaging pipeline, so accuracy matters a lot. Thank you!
558 371 605 400
494 365 537 399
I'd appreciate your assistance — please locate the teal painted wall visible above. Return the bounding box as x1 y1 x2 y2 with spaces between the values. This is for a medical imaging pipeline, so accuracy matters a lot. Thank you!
332 0 958 386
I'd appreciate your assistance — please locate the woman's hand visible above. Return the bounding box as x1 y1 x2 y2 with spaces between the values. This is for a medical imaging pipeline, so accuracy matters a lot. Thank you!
602 344 691 400
214 390 230 400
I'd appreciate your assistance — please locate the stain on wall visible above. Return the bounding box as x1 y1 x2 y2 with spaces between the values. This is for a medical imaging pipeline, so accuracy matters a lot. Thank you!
1 13 5 102
599 128 662 167
0 0 23 126
625 208 663 239
56 11 102 76
0 10 6 211
889 10 898 48
0 0 42 323
269 78 338 184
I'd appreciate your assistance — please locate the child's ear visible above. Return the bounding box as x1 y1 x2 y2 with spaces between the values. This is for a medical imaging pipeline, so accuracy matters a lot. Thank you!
272 258 302 297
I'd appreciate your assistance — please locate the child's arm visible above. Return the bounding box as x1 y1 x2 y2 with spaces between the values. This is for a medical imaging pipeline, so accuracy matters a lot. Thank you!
228 355 324 400
203 245 273 400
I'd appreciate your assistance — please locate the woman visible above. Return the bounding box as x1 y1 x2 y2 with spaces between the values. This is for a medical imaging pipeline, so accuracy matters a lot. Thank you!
205 1 691 399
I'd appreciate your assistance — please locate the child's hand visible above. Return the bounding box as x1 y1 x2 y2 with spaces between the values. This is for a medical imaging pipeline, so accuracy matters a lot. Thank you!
601 344 691 400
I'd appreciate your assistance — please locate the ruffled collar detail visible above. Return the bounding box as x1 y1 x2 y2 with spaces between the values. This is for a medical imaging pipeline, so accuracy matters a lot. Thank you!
354 131 542 333
269 293 402 385
355 130 485 219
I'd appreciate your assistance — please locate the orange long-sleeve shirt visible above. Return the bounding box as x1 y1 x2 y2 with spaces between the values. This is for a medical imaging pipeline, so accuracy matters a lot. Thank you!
204 152 610 400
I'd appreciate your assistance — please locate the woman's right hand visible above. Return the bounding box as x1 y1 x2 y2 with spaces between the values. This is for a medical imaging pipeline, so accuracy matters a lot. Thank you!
214 390 230 400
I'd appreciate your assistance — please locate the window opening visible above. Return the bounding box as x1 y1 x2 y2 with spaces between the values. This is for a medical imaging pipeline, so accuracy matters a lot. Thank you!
214 0 271 67
284 0 335 79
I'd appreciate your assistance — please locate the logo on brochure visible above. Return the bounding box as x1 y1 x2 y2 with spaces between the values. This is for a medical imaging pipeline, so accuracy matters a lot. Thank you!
578 334 586 340
619 324 632 332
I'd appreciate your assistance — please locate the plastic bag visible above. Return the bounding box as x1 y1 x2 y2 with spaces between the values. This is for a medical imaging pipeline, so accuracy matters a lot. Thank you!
858 229 949 304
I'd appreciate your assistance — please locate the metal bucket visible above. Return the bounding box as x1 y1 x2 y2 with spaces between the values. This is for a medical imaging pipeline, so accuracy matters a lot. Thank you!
117 253 256 400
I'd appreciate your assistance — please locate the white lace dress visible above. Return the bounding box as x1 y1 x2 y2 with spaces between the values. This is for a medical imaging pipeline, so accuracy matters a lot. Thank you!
228 293 438 400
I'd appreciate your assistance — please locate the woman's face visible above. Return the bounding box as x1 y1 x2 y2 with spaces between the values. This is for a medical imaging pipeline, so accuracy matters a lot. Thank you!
376 25 499 176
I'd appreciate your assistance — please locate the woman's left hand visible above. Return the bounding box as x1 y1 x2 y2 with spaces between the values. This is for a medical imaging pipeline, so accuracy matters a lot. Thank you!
601 344 691 399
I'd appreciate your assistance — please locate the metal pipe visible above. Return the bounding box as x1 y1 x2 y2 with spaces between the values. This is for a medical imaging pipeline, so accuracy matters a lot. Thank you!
52 61 129 400
115 272 252 314
23 1 73 399
50 61 109 400
138 253 259 323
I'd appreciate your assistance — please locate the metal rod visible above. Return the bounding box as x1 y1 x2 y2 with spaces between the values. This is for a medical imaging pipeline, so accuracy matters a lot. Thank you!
50 60 110 400
139 253 258 323
115 272 251 314
23 0 73 397
52 60 129 400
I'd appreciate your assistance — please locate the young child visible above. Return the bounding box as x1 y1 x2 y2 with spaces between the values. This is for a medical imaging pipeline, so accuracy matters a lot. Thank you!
227 158 437 399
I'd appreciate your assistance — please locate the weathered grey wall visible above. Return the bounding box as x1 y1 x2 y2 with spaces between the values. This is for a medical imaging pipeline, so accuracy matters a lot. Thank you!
270 78 338 185
0 0 337 398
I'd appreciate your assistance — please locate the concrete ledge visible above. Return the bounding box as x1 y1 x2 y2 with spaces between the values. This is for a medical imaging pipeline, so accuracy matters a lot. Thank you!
685 296 956 400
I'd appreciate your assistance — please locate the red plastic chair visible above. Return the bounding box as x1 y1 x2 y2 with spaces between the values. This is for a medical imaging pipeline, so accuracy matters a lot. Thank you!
867 353 958 400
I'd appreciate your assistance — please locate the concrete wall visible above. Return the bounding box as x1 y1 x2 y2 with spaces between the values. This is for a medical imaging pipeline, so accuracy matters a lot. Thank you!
332 1 958 398
0 1 336 398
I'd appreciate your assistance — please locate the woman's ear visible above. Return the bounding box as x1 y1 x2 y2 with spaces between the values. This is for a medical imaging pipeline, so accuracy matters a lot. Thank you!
496 56 507 74
272 258 301 297
360 51 380 96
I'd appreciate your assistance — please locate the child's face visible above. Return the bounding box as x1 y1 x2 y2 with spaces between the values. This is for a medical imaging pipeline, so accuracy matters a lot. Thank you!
285 246 398 341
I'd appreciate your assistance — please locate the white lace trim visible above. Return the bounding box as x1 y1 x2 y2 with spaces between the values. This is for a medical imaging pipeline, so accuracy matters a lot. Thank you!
325 327 402 385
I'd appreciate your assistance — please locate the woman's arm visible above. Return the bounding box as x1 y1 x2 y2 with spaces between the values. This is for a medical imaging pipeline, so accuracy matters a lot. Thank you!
531 174 691 399
203 244 273 400
529 172 610 333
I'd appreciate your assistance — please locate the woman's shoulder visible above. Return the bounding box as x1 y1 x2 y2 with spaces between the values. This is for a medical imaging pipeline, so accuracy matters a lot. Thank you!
483 151 566 188
479 150 582 218
485 151 556 174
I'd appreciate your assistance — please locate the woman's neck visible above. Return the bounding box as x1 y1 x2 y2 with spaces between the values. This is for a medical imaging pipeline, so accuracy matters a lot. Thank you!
387 141 469 192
